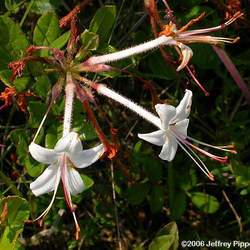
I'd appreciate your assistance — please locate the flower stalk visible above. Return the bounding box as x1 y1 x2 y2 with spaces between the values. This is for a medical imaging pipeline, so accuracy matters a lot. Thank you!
63 73 75 136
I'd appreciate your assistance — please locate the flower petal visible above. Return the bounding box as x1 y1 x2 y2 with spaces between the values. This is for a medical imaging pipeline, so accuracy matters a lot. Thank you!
30 164 59 196
67 168 85 195
29 142 58 164
176 43 193 71
159 135 178 161
174 119 189 138
69 144 104 168
138 130 166 146
155 104 176 129
54 132 78 153
68 134 83 155
174 89 192 122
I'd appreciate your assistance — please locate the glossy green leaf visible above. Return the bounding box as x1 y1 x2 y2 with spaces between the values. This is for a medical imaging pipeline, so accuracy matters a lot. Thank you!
149 222 179 250
89 5 116 44
9 129 28 163
191 44 219 69
33 12 60 56
80 30 99 51
82 175 94 191
147 52 176 80
127 183 150 205
170 191 187 220
0 15 28 70
189 192 220 214
33 75 51 97
30 0 59 14
76 30 100 60
0 196 30 250
28 101 47 128
148 186 164 214
24 156 45 177
50 31 70 49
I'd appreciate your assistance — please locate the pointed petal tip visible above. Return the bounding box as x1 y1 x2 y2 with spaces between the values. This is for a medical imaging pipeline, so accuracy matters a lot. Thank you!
176 44 193 71
138 130 166 146
29 142 58 164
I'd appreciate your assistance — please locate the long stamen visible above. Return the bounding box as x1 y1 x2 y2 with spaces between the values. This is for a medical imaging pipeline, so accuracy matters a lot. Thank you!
185 66 210 96
170 130 214 179
84 36 174 65
33 168 61 221
179 12 243 36
186 136 237 154
61 154 80 239
186 142 229 164
32 78 63 142
178 35 239 45
61 155 73 210
176 138 214 181
173 131 229 164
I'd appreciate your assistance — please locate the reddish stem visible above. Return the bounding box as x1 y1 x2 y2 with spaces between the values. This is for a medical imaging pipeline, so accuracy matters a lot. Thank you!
82 100 117 159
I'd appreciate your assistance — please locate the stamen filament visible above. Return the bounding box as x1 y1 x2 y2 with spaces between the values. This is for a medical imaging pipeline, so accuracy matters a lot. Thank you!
170 130 214 179
179 12 243 36
33 168 61 221
178 35 238 45
173 131 229 164
176 139 214 181
186 136 237 154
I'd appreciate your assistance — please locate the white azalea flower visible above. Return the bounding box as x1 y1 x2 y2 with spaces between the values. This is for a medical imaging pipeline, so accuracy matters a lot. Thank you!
138 90 236 180
29 131 104 232
83 12 242 72
138 90 192 162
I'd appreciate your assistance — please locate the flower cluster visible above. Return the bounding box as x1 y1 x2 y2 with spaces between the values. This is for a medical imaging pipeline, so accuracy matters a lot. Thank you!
6 2 241 240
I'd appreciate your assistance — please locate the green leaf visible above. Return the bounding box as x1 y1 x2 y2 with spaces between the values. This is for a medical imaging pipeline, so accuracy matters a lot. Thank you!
89 5 116 44
13 77 31 92
33 75 51 97
189 192 220 214
126 183 150 205
82 175 94 191
0 69 31 91
50 31 70 49
76 30 100 60
148 186 164 214
0 196 30 250
191 44 219 69
0 15 28 70
147 52 176 80
9 129 28 164
33 12 60 56
4 0 22 13
132 152 163 182
0 17 9 45
170 191 187 220
80 30 99 51
45 132 58 149
28 101 47 128
24 156 44 177
30 0 59 14
0 70 12 87
149 222 179 250
76 122 98 141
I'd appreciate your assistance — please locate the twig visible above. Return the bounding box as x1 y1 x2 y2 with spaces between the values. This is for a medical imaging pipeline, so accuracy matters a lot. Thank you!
222 190 243 233
110 161 122 250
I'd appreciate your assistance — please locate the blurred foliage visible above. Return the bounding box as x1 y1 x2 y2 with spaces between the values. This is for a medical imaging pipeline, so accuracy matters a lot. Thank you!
0 0 250 249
